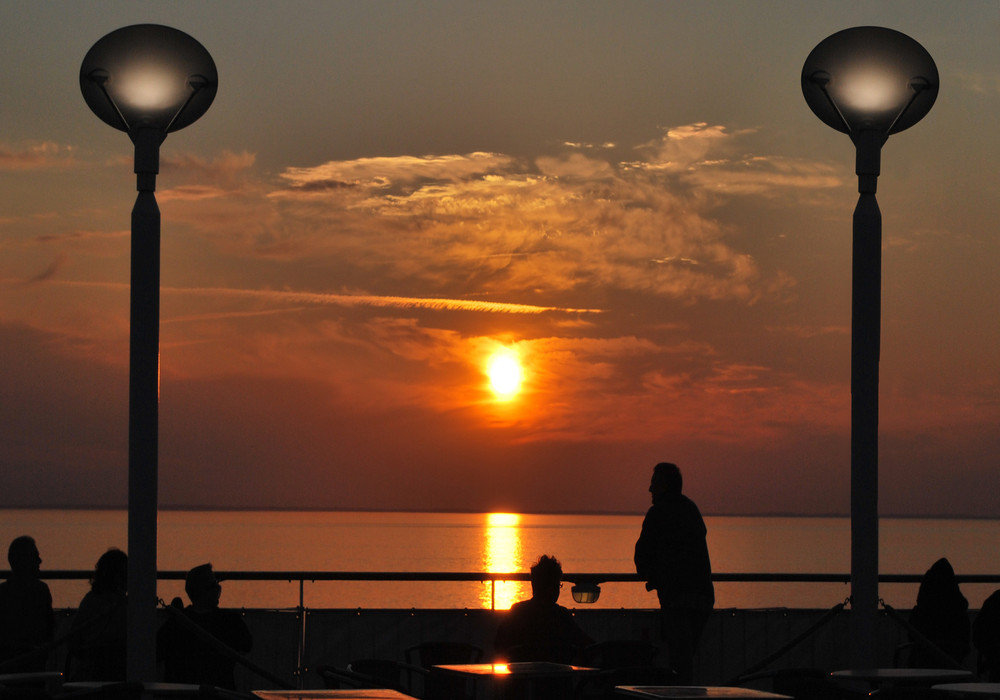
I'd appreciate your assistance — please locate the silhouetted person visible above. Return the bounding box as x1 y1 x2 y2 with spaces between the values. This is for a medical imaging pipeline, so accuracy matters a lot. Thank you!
494 554 594 663
906 557 970 668
157 563 252 689
0 536 55 672
634 462 714 684
974 589 1000 680
68 548 128 681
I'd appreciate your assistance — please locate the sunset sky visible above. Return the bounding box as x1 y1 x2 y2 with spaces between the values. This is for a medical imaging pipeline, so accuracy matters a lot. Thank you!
2 2 998 517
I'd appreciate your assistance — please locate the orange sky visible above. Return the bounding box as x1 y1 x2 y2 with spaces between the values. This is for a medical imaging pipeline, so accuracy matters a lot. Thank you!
1 2 999 516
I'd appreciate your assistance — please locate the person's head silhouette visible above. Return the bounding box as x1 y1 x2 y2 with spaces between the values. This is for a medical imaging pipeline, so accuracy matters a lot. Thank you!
92 548 128 594
649 462 683 496
8 535 41 576
529 555 563 604
184 563 222 609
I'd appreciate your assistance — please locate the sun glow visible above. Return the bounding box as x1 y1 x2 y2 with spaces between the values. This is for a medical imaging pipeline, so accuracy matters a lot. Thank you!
487 350 523 399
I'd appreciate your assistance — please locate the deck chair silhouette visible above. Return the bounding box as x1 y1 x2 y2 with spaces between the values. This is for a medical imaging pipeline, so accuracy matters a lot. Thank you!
579 640 668 700
317 658 421 694
406 641 483 700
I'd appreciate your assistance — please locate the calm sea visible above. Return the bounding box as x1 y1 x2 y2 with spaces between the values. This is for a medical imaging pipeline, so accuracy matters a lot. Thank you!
2 509 999 612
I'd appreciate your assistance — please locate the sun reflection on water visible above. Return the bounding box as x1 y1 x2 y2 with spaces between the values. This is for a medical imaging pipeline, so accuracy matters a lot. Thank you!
481 512 527 609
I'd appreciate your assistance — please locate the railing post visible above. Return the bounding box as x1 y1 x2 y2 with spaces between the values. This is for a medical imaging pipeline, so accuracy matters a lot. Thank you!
296 577 306 688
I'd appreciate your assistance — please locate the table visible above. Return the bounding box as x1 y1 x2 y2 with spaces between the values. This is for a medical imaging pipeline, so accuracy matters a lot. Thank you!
615 686 792 699
254 691 418 700
0 671 63 685
432 662 598 700
933 683 1000 697
434 663 597 678
831 669 974 685
62 682 203 696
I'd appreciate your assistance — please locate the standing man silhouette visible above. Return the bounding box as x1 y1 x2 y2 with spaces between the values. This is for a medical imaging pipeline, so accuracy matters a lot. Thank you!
634 462 714 684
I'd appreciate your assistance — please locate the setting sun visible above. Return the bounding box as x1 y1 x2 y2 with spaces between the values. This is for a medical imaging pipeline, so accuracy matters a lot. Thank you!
487 351 523 399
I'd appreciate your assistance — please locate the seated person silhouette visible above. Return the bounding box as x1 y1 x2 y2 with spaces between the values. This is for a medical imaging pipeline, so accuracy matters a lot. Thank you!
0 535 54 673
494 554 593 663
907 557 970 668
157 563 252 689
974 588 1000 680
68 548 128 681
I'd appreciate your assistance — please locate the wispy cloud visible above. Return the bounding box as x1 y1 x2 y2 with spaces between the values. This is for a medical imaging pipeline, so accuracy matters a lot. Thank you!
38 279 602 315
0 141 77 170
214 125 821 306
161 150 257 179
169 286 603 315
956 71 1000 95
277 152 516 192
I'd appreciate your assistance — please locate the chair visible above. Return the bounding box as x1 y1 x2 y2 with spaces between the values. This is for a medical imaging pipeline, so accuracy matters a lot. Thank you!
894 642 916 668
405 642 483 700
579 640 667 700
56 682 144 700
406 641 484 667
505 641 576 663
869 688 948 700
316 658 422 694
770 667 863 700
196 688 260 700
581 639 659 668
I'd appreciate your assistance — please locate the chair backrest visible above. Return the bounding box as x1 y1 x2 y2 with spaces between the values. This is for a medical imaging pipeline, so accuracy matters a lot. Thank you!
316 664 373 690
347 658 411 691
770 667 843 700
582 639 659 669
506 640 576 664
406 641 483 668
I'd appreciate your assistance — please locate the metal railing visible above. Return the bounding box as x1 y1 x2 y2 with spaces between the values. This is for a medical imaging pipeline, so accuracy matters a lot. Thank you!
18 570 1000 688
25 569 1000 610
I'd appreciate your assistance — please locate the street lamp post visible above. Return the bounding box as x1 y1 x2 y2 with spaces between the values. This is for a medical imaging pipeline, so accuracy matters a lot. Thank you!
80 24 217 682
801 26 938 668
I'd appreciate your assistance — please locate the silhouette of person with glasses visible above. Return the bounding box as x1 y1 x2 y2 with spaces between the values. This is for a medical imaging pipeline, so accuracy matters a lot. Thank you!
157 563 252 689
494 554 593 663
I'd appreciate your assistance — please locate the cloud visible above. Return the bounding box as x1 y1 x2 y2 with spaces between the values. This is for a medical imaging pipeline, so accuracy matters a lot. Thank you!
626 125 846 196
766 324 849 339
277 152 516 192
161 150 257 180
682 156 845 196
156 151 261 203
628 123 735 171
215 124 818 306
16 279 598 334
23 255 66 284
158 185 236 202
33 229 129 244
0 124 855 454
956 72 1000 95
0 141 77 170
563 141 616 150
535 152 616 180
162 285 602 315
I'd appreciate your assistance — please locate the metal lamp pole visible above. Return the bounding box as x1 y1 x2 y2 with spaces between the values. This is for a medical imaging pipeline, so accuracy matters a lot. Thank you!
850 126 885 668
80 24 217 681
802 26 938 668
128 125 165 681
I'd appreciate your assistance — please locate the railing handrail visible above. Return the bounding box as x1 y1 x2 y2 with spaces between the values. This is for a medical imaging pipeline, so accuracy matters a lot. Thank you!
16 569 1000 584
